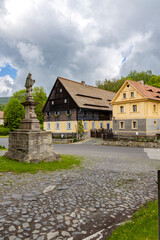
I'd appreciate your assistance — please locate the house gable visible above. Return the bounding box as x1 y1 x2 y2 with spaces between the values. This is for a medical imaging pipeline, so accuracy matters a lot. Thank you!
111 80 146 104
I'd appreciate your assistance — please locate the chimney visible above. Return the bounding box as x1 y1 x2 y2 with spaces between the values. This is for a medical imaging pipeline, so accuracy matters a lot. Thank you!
81 81 85 85
138 80 144 85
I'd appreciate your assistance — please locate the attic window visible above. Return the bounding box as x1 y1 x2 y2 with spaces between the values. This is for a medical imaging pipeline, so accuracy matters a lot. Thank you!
76 94 102 100
157 91 160 94
127 85 130 88
107 99 111 101
148 89 153 92
156 95 160 98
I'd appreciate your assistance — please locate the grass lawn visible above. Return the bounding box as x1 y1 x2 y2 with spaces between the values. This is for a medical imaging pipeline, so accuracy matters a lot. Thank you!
0 136 9 138
0 154 82 174
107 200 158 240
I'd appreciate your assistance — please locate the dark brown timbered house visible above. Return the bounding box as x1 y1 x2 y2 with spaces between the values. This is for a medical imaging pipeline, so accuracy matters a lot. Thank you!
43 77 116 137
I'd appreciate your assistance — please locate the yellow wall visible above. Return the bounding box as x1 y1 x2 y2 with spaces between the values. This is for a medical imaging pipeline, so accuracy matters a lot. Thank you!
112 81 160 120
44 120 113 133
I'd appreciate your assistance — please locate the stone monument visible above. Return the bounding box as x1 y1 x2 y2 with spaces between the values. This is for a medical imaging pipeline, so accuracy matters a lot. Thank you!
5 73 61 163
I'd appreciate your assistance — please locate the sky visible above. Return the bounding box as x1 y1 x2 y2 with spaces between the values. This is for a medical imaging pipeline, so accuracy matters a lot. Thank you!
0 0 160 97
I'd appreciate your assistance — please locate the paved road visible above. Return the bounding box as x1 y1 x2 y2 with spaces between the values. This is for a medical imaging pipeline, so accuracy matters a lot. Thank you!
0 138 160 239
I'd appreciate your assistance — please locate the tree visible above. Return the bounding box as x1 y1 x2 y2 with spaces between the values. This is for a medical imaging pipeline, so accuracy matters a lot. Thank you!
0 104 5 111
4 98 25 131
96 70 155 92
12 87 47 124
147 75 160 88
32 87 47 124
12 89 26 102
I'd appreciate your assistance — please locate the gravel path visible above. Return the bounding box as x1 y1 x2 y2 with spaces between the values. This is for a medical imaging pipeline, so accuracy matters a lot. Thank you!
0 150 158 240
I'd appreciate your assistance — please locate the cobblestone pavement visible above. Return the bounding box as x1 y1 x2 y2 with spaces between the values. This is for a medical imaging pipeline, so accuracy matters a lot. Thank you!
0 149 159 240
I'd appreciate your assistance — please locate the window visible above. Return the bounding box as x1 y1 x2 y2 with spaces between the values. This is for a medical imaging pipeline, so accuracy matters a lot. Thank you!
127 84 130 88
132 121 138 129
83 111 87 117
55 111 59 117
60 88 62 93
51 100 54 105
133 105 137 112
154 121 157 125
47 122 50 130
123 93 126 99
55 122 59 130
92 122 95 129
67 122 71 130
64 99 67 103
100 123 103 129
119 121 124 129
47 112 51 117
84 122 87 130
131 92 134 98
92 112 95 117
153 104 156 112
66 110 72 116
120 106 124 113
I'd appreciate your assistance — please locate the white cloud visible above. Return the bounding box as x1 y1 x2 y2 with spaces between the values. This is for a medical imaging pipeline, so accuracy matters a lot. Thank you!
0 0 159 96
0 75 14 96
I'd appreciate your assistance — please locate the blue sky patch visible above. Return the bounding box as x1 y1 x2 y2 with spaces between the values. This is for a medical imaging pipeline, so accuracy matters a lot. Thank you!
0 63 17 80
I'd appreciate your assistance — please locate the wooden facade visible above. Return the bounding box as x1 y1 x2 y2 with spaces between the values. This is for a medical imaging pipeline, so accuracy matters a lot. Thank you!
43 77 115 136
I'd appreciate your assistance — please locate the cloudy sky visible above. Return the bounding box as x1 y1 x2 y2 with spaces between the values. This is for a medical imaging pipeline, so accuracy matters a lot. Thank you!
0 0 160 96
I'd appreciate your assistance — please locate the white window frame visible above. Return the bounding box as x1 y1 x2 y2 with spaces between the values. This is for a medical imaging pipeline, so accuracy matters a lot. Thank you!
92 122 95 129
132 121 138 129
55 122 60 130
120 106 124 113
119 121 125 129
67 122 71 130
47 122 51 130
84 122 87 130
133 105 137 112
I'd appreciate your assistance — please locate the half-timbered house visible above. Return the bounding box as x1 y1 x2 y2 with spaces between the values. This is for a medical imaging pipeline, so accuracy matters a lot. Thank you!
43 77 116 137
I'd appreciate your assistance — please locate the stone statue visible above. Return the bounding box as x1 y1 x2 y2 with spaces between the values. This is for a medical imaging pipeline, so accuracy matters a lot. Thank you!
25 73 35 100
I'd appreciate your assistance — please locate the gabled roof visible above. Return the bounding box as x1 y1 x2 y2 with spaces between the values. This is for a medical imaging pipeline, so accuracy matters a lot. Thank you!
57 77 116 111
128 80 160 101
0 111 4 119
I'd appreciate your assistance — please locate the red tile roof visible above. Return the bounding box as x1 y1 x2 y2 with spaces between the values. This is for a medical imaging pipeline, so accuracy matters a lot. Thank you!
0 111 4 119
128 80 160 101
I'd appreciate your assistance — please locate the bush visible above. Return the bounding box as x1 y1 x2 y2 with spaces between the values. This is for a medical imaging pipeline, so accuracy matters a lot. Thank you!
0 126 10 136
73 137 78 142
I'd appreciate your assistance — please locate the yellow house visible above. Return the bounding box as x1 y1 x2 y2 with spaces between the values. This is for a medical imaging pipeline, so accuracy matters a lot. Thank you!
43 77 116 137
111 80 160 136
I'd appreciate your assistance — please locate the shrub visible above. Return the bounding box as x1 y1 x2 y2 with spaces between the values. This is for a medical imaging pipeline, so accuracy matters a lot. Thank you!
0 126 10 136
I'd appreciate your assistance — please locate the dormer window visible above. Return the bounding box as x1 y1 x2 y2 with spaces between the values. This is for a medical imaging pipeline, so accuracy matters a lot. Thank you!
131 92 134 98
148 89 153 92
64 99 67 103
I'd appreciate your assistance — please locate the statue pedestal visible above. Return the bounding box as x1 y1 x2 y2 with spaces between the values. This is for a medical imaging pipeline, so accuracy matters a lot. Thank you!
5 74 61 163
5 130 61 163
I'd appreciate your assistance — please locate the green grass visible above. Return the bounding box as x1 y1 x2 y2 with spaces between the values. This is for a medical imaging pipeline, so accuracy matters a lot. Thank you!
107 201 158 240
0 155 82 174
0 136 9 138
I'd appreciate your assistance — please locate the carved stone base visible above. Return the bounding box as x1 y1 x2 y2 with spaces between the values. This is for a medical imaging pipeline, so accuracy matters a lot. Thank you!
5 130 61 163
